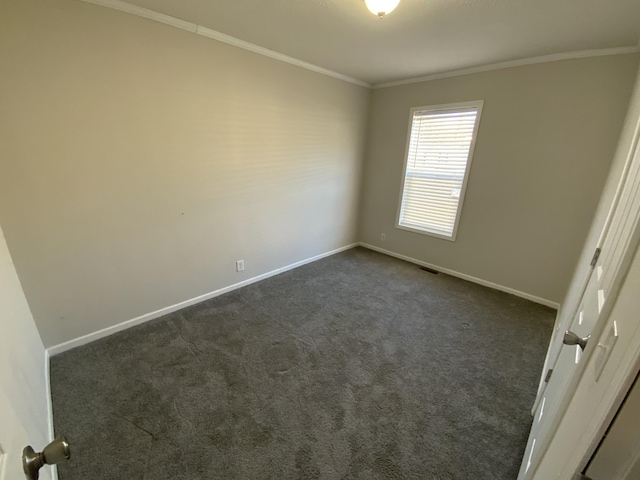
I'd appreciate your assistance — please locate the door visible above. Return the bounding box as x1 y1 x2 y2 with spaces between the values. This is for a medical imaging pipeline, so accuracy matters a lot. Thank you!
518 252 607 478
0 224 52 480
518 98 640 479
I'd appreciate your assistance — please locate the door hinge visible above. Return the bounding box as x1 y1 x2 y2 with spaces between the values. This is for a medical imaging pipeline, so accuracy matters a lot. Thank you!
545 369 553 383
590 247 602 267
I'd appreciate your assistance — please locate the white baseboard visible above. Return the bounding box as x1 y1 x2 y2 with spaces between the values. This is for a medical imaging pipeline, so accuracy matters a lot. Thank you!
47 243 358 356
47 241 558 355
358 242 560 309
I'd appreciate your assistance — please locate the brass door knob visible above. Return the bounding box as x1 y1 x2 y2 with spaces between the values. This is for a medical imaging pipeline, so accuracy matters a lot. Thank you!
22 436 70 480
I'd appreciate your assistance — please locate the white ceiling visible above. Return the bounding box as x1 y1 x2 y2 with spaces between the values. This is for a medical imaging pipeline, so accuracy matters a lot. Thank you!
117 0 640 85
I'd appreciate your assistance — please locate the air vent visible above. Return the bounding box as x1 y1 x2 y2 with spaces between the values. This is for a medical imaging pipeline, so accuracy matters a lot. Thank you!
419 266 439 275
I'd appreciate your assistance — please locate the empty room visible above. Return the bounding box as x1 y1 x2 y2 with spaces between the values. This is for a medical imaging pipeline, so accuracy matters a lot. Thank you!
2 0 640 479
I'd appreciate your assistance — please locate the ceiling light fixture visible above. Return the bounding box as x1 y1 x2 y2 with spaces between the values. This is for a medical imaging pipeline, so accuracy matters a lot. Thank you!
365 0 400 18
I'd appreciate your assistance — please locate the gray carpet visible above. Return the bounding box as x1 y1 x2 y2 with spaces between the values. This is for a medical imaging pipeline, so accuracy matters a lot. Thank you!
51 247 555 479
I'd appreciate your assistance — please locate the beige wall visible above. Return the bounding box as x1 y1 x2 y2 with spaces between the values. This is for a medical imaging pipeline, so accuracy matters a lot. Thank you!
358 55 640 304
1 0 637 349
0 0 370 347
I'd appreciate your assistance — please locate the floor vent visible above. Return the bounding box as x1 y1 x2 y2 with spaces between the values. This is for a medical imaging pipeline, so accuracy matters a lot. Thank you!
419 266 439 275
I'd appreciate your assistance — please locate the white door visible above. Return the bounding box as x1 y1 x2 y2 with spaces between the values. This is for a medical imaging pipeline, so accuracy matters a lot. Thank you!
518 106 640 479
0 224 53 480
0 391 34 480
532 221 640 478
518 254 606 478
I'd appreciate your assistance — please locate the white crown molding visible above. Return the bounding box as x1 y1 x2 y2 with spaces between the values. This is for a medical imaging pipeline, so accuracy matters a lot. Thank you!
194 25 371 87
78 1 640 92
81 0 197 32
374 46 640 89
79 0 371 88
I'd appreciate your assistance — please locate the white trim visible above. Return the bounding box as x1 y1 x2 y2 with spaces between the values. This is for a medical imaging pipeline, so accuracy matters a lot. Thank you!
47 240 559 355
396 224 456 242
531 308 563 415
74 1 640 90
358 242 560 309
374 46 640 89
395 100 484 242
78 0 371 88
194 26 370 87
47 244 358 356
80 0 197 32
44 350 58 480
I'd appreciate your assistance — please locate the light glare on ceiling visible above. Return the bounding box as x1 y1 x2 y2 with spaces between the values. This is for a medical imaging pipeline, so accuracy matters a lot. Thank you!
365 0 401 18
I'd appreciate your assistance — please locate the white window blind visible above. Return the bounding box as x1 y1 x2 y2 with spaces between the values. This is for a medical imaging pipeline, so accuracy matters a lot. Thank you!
397 102 483 240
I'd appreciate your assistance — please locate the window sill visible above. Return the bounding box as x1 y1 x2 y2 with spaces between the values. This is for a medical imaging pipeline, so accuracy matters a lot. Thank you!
395 224 458 242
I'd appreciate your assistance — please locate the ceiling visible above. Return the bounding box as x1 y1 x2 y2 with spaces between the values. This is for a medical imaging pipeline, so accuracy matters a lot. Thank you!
118 0 640 85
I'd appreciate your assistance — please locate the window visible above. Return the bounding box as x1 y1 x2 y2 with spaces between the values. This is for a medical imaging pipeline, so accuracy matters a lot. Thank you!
397 101 483 241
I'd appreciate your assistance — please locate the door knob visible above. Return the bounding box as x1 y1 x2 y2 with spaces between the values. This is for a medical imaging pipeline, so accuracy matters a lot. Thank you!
563 330 591 351
22 436 70 480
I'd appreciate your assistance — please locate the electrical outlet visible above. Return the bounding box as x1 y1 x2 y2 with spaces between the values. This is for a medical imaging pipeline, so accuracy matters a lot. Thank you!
236 260 245 272
381 233 386 241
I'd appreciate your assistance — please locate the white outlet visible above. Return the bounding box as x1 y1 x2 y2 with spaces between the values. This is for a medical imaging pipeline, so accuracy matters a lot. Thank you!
381 233 386 241
236 260 245 272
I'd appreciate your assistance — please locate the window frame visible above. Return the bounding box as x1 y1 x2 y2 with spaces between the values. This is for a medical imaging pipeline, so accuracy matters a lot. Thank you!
395 100 484 242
